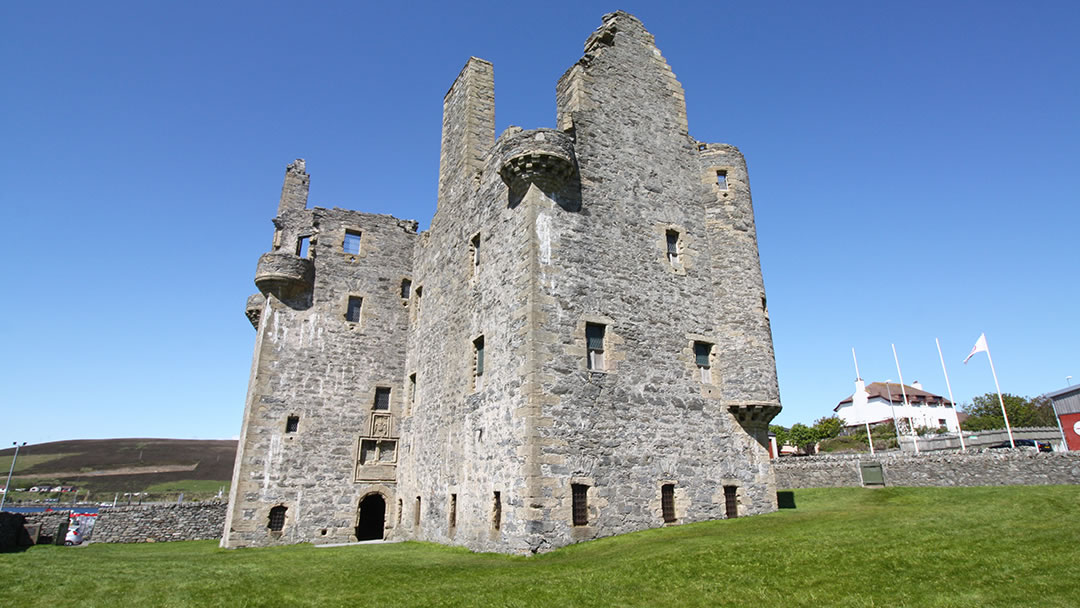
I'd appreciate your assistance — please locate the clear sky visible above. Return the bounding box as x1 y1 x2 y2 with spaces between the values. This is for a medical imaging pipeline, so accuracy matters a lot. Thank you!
3 1 1078 446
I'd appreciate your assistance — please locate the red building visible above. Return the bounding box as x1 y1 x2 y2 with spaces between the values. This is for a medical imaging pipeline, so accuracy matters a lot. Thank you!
1048 385 1080 451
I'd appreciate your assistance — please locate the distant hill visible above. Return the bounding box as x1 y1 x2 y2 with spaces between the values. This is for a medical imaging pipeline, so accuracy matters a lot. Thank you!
0 438 237 502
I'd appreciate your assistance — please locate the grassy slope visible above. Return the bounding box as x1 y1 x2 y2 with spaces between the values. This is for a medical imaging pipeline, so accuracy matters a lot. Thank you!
3 486 1078 607
0 439 235 498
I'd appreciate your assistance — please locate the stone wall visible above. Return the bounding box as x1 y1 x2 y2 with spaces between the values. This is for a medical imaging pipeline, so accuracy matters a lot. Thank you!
17 503 226 544
774 451 1080 489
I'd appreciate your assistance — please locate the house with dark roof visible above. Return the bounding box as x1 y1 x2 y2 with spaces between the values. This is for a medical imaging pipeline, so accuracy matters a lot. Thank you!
836 379 961 433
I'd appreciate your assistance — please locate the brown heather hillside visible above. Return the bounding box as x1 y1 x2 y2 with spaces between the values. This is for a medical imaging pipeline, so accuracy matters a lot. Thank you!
0 438 237 501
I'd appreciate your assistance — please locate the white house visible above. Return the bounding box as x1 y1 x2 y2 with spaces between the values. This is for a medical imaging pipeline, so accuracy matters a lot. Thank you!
835 379 962 433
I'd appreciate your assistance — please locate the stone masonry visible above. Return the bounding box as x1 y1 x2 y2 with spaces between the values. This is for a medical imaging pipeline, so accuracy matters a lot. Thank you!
223 11 782 554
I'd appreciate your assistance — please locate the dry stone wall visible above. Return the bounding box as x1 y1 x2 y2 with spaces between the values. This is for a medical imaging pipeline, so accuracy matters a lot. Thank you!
774 451 1080 489
18 503 226 544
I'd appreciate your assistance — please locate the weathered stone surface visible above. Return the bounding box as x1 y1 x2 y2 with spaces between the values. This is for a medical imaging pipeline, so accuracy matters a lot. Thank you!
22 504 227 544
774 451 1080 489
224 11 781 554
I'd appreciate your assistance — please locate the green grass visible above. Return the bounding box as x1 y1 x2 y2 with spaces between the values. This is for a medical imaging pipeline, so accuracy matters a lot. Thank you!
3 486 1078 607
143 479 230 495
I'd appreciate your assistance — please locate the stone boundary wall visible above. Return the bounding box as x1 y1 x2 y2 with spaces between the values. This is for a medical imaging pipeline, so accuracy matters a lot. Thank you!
21 502 226 544
774 450 1080 489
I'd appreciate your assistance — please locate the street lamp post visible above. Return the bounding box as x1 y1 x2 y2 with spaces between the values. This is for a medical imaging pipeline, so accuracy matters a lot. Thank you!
1 442 28 512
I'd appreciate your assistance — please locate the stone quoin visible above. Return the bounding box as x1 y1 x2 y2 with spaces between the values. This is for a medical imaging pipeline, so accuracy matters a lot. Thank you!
222 11 782 554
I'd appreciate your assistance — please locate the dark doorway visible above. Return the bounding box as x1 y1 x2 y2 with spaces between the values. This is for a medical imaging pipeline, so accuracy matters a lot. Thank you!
356 494 386 541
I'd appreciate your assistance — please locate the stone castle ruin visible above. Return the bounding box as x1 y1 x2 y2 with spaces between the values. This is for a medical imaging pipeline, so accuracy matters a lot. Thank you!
222 11 782 554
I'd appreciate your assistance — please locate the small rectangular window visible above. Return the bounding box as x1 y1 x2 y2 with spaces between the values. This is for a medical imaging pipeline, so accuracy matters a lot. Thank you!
716 170 728 190
723 485 738 519
285 415 299 433
343 230 362 254
374 387 391 411
296 236 310 258
474 336 485 390
665 230 680 266
694 341 713 383
661 484 676 523
493 491 502 531
586 323 605 371
346 296 363 323
268 505 287 532
449 493 457 529
401 278 412 299
572 483 589 526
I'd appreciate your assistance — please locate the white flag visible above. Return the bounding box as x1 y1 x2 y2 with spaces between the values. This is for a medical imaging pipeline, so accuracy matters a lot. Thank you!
963 333 988 364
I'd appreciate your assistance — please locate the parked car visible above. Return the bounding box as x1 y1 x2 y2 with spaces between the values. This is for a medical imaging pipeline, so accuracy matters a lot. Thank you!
988 439 1052 452
65 526 83 546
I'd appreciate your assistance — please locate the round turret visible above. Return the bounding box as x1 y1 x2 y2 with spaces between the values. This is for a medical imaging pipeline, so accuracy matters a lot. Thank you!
496 128 576 194
254 252 314 300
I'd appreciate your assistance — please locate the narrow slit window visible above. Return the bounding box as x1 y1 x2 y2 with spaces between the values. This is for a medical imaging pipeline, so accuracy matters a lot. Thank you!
449 494 457 529
586 323 606 371
268 505 287 532
285 415 299 433
694 341 713 383
296 236 310 258
473 336 485 390
666 230 680 266
346 296 363 323
397 499 403 525
572 483 589 526
401 278 412 299
414 496 421 527
470 233 481 273
493 491 502 530
716 170 728 190
374 387 391 411
343 230 362 254
661 484 676 523
408 373 417 404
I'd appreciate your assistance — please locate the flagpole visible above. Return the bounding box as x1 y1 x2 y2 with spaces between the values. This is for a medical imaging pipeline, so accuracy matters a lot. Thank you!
852 348 874 454
935 338 966 451
892 344 920 454
983 340 1015 448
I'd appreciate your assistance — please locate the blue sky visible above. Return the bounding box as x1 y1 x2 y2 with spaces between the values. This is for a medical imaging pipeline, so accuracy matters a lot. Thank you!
3 1 1077 445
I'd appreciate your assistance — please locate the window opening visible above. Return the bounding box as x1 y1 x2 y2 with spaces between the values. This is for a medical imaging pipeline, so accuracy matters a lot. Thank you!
474 335 485 390
397 499 403 525
470 233 481 274
661 484 676 523
268 505 287 532
586 323 606 371
359 439 397 465
572 483 589 526
694 341 713 383
401 278 412 299
414 496 421 527
374 387 391 411
493 491 502 530
716 170 728 190
723 485 738 519
285 415 299 434
666 230 680 266
408 373 417 405
296 236 310 258
343 230 362 254
346 296 363 323
449 494 457 529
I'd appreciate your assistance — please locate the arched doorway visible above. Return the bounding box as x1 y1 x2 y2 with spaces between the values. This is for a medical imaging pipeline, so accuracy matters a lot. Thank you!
356 494 386 541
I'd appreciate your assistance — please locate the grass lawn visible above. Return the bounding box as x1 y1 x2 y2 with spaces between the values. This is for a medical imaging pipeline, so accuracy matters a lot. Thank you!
3 486 1078 607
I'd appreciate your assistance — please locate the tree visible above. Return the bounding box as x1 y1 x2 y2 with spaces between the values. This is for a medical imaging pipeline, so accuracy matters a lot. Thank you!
768 424 789 449
812 416 844 441
787 423 819 453
960 392 1057 431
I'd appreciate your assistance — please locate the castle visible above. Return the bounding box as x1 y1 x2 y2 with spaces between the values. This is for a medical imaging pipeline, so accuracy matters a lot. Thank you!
222 11 782 554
